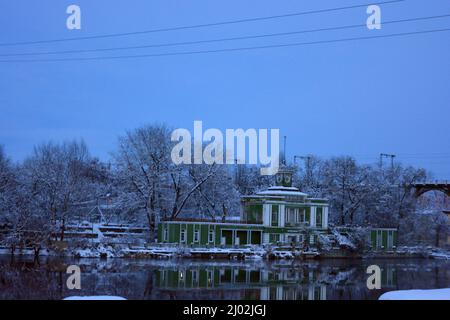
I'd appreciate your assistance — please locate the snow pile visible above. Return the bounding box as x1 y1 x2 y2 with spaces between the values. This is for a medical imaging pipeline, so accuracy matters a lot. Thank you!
396 246 428 254
395 246 450 258
331 229 356 250
430 252 450 260
267 250 295 259
73 245 116 258
429 248 450 260
318 234 333 251
379 288 450 300
122 246 179 258
245 254 263 260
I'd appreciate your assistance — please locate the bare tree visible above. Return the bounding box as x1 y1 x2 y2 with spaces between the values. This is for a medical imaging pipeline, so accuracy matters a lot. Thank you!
113 123 217 241
21 140 102 241
188 164 240 221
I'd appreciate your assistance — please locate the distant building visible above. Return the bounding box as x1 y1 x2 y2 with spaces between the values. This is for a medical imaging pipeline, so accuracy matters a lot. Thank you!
158 168 329 246
369 228 398 251
158 168 398 251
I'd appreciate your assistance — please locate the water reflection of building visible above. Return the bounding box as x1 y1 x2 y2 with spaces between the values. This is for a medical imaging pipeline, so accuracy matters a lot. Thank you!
380 266 396 288
260 285 327 300
155 266 327 300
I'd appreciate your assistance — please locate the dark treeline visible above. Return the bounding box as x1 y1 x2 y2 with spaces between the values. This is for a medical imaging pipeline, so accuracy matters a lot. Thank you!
0 123 448 252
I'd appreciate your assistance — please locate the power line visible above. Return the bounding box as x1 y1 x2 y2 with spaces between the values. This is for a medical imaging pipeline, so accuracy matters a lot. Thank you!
2 13 449 58
1 27 448 63
0 0 405 47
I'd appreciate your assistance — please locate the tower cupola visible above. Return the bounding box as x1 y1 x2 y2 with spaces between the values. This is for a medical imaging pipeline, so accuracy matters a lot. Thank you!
275 168 294 187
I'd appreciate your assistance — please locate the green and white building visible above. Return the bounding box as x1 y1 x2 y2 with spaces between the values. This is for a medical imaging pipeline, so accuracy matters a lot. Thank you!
158 169 330 247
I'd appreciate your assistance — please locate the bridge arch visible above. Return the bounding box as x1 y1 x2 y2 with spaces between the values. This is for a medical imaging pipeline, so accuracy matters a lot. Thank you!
412 181 450 198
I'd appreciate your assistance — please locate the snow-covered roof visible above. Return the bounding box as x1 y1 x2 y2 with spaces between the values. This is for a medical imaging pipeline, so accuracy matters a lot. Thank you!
256 186 308 197
308 197 329 202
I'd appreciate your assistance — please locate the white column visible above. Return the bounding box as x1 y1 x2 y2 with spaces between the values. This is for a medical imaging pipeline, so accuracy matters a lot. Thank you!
277 286 283 300
310 207 316 227
321 285 327 300
262 233 270 244
323 207 329 228
308 285 314 300
279 204 285 227
260 288 269 300
263 204 270 226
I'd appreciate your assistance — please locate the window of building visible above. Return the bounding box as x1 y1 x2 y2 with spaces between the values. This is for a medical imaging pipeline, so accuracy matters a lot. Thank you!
285 207 297 224
208 229 215 243
163 227 168 242
388 230 394 249
161 270 166 285
180 228 186 243
377 230 382 248
316 207 323 227
287 235 297 244
194 229 200 243
269 234 280 243
244 204 263 224
207 270 214 287
271 205 279 227
192 270 199 286
298 234 304 244
179 270 185 286
296 208 306 223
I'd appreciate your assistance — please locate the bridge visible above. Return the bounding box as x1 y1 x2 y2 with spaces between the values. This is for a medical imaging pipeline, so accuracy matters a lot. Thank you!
412 181 450 197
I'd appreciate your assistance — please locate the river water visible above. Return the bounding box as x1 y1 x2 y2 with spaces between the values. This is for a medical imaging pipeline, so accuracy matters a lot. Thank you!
0 255 448 300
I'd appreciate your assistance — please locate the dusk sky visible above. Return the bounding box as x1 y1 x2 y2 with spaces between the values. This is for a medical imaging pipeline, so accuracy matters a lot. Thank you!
0 0 449 178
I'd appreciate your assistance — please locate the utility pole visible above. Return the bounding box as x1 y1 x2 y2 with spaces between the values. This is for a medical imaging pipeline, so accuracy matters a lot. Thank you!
380 153 396 169
234 158 239 183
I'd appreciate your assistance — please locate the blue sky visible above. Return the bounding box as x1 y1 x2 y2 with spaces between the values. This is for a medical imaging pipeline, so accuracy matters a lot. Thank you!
0 0 449 178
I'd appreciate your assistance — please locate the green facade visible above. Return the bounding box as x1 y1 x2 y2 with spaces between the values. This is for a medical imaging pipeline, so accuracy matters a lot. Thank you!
243 203 263 224
370 228 397 250
158 221 265 246
158 221 328 246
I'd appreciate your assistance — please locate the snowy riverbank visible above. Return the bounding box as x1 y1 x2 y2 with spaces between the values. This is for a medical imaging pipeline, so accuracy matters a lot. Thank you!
3 244 449 261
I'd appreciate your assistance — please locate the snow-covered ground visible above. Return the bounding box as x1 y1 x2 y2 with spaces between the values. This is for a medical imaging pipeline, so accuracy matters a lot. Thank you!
379 288 450 300
73 245 118 258
331 229 356 250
